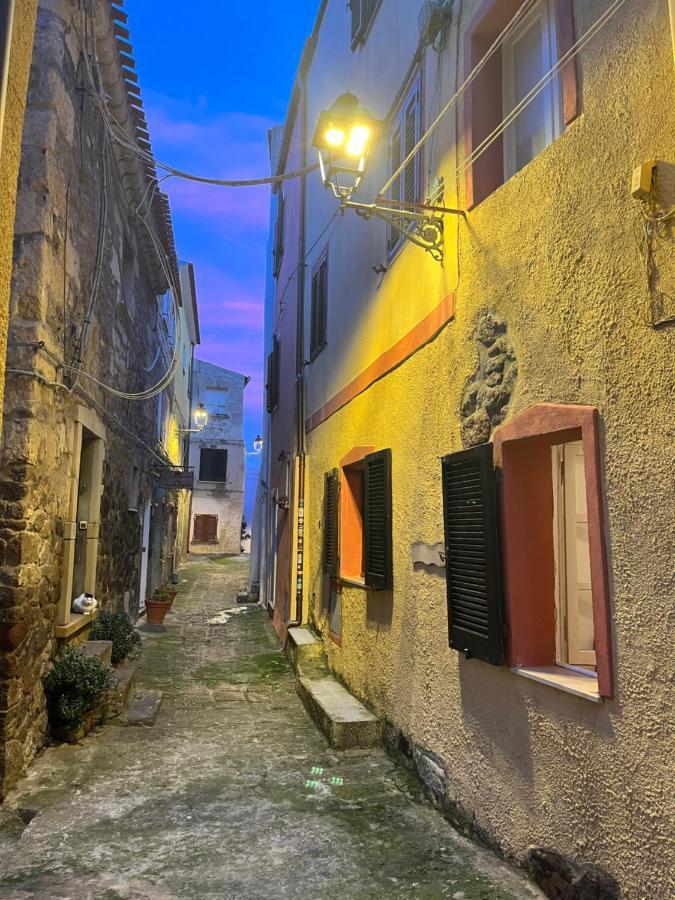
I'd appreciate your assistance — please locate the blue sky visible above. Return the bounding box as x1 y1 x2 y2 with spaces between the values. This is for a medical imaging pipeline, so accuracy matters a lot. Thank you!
126 1 318 521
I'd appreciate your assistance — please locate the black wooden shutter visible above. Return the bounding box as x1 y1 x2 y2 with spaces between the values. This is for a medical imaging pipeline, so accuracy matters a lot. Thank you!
403 92 419 207
324 469 339 577
266 336 280 413
364 449 393 590
273 192 284 277
441 443 504 665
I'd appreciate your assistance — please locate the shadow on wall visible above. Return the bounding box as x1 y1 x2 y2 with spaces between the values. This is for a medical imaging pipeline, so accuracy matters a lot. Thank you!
456 658 617 794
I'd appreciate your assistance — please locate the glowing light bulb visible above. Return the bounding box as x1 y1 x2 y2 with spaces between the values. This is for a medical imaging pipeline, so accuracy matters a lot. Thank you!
325 127 346 148
346 125 371 158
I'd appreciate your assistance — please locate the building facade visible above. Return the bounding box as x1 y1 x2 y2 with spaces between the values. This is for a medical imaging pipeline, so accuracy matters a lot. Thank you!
259 1 675 896
188 360 248 556
0 0 194 796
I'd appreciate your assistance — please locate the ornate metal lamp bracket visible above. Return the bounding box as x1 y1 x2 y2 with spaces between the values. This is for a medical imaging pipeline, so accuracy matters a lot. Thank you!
341 199 465 264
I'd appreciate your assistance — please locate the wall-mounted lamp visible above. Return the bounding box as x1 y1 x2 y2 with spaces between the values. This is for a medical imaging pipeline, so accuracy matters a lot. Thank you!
313 92 465 263
177 403 209 434
253 435 264 453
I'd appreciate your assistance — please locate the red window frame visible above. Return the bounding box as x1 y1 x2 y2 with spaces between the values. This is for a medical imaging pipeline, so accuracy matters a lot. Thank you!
493 404 614 697
463 0 579 209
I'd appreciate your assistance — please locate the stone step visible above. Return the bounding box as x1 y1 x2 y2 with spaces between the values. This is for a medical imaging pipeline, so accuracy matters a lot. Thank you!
297 676 380 750
127 690 163 727
287 627 324 670
104 661 138 720
83 640 113 668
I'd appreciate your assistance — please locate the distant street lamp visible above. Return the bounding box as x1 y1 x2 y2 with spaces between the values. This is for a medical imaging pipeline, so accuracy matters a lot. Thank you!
177 403 209 434
253 435 264 454
312 92 465 262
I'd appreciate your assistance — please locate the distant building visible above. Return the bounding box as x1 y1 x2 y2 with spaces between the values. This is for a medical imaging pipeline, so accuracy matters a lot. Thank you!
188 361 248 555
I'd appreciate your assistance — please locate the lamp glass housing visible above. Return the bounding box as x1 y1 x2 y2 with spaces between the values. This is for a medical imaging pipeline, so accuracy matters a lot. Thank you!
253 435 264 453
193 403 208 430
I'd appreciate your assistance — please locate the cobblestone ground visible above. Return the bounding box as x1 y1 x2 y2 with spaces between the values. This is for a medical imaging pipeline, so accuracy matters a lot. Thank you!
0 557 543 900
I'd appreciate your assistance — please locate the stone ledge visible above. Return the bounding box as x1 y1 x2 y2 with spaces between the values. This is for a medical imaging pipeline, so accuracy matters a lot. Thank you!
287 627 324 671
82 640 112 668
54 611 96 640
126 690 163 727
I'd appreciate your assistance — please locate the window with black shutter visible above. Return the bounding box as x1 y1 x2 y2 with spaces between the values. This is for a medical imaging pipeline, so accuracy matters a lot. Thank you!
324 469 339 577
273 191 284 278
441 443 505 666
193 514 218 543
266 336 280 414
349 0 379 46
310 252 328 360
364 449 393 591
199 448 228 483
388 77 422 258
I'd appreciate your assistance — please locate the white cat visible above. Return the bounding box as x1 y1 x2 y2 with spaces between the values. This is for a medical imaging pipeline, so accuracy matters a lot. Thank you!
71 593 98 614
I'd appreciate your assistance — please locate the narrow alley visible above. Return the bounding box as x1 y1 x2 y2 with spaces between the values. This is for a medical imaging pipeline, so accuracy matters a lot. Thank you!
0 558 541 900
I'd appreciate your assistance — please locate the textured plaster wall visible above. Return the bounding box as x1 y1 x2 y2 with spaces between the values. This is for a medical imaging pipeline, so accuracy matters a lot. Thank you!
304 1 675 897
0 0 39 436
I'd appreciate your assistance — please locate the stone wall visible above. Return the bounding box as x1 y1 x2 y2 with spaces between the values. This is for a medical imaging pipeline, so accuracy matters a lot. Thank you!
0 0 177 796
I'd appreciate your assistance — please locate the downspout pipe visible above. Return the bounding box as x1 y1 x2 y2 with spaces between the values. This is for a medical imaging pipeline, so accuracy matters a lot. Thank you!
287 38 315 629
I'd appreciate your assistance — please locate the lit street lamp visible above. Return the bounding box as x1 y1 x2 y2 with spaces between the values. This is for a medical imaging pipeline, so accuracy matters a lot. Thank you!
177 403 209 434
253 435 264 454
312 92 465 262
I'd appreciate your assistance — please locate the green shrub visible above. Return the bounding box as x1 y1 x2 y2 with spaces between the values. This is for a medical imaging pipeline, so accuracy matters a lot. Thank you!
89 609 142 664
44 646 116 730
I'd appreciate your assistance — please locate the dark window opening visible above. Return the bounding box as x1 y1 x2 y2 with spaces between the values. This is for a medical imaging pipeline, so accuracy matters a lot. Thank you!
310 252 328 360
199 448 228 483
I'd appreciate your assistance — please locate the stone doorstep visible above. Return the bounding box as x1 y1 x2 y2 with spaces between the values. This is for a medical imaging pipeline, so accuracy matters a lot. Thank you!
103 661 138 720
82 640 113 668
286 627 325 670
126 690 163 727
297 676 381 750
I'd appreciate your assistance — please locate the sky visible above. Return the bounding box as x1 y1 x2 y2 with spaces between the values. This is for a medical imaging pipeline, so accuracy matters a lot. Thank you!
125 1 318 522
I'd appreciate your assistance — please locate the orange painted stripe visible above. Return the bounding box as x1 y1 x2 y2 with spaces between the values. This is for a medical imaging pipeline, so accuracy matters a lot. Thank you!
306 292 455 433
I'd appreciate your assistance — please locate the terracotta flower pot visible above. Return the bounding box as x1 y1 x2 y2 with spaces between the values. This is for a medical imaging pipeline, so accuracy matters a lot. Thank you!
145 598 171 625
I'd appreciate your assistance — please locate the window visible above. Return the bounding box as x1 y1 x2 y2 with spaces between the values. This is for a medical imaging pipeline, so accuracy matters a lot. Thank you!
323 448 393 590
310 251 328 360
552 441 595 668
199 448 228 483
493 404 614 699
350 0 380 47
193 514 218 543
388 77 422 258
273 191 284 278
266 336 280 414
205 387 228 417
441 443 505 666
464 0 579 208
159 291 176 347
502 0 561 180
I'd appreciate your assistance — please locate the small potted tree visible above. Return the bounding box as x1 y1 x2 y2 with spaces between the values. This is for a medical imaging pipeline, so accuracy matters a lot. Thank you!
44 646 116 742
145 585 175 625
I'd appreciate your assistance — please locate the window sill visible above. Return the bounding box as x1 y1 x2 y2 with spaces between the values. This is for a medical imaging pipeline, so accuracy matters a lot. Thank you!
512 665 602 703
55 611 97 640
339 576 368 590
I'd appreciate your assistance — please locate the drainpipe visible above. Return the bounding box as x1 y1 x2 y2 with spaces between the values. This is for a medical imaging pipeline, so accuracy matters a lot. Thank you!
287 39 315 629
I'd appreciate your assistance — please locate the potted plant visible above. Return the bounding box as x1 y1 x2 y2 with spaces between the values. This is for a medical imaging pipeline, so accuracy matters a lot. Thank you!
44 646 116 743
145 588 173 625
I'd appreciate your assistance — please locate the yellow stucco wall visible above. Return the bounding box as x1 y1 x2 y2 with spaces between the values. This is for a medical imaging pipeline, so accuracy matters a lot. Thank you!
0 0 38 433
305 2 674 897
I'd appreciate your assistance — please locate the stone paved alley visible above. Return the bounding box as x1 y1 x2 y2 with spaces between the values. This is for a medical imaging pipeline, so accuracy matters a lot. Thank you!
0 558 543 900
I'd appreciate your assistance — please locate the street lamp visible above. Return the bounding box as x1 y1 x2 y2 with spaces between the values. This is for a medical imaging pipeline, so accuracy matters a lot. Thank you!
253 435 264 454
312 93 382 201
177 403 209 434
312 92 465 262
